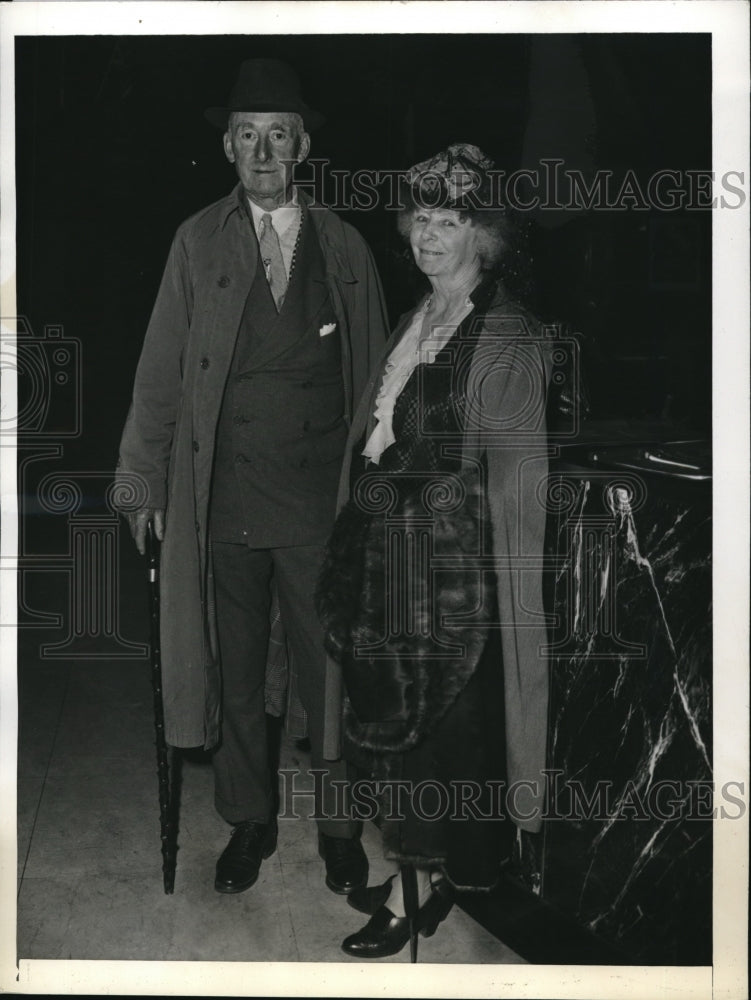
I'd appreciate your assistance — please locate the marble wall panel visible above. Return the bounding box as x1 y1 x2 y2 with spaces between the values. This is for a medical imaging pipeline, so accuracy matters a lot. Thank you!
541 469 712 964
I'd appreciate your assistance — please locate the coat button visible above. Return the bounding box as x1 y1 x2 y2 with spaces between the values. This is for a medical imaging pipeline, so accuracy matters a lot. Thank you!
302 380 312 390
200 357 210 369
233 415 243 426
217 275 230 288
300 457 309 469
193 440 199 452
303 420 311 431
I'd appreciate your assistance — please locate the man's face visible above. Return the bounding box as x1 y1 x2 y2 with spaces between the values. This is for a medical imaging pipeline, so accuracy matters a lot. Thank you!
224 111 310 209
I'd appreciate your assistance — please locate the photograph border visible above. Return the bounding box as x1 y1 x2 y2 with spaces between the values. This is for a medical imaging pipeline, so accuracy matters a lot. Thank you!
1 2 748 997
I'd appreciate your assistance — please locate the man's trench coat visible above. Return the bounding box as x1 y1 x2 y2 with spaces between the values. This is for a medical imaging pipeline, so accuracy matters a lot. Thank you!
116 185 390 749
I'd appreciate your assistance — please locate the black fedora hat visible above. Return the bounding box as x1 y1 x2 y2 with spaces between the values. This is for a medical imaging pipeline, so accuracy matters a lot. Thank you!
205 57 324 131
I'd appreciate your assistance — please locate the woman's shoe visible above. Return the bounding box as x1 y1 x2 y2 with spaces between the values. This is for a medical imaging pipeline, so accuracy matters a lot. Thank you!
341 883 453 959
347 874 396 915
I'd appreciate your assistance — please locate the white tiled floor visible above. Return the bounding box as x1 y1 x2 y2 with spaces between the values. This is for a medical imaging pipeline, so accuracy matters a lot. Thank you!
16 660 525 965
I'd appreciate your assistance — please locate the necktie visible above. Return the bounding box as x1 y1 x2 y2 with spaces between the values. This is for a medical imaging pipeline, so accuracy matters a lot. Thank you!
259 213 288 311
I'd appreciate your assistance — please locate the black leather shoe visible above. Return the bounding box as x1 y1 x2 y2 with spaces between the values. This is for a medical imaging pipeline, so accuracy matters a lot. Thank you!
318 833 368 894
341 884 454 959
347 874 396 915
214 819 278 894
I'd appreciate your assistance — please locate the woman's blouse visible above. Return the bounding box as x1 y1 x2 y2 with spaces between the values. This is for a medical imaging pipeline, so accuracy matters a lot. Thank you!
361 295 473 465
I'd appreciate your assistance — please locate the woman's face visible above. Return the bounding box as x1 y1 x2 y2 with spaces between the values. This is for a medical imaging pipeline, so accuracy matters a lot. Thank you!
409 208 480 279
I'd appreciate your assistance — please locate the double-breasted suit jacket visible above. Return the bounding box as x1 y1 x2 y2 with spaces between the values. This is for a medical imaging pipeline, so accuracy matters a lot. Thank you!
116 184 389 748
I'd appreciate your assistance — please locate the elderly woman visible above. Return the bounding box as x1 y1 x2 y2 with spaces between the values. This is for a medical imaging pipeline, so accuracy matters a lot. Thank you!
317 144 552 959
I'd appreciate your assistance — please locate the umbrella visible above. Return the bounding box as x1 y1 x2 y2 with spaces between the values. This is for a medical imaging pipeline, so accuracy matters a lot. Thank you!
401 864 419 962
146 521 177 893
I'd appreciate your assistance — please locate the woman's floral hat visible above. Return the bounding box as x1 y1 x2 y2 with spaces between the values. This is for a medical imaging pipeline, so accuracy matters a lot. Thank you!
405 143 500 211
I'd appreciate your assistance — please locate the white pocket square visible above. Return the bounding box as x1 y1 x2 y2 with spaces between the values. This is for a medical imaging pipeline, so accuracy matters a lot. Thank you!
319 323 337 337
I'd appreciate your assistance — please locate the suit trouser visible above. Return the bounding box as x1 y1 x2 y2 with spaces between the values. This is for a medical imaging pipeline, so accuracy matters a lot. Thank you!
211 541 357 838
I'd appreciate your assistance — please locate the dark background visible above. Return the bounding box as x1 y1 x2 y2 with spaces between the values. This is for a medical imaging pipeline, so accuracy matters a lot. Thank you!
12 33 715 966
15 32 712 474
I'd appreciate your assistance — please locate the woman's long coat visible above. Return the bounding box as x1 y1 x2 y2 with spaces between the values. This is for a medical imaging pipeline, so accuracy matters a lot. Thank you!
116 186 389 749
320 283 553 832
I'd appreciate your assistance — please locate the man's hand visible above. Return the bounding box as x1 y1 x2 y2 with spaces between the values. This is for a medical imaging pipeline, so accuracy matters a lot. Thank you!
126 508 166 556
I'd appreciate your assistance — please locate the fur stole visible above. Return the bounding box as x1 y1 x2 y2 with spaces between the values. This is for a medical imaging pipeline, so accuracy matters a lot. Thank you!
317 466 496 754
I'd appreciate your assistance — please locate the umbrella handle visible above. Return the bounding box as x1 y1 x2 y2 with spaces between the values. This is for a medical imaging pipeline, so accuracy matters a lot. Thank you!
146 518 158 575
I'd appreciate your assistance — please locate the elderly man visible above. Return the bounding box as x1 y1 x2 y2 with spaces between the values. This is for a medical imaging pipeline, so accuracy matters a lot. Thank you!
117 58 389 896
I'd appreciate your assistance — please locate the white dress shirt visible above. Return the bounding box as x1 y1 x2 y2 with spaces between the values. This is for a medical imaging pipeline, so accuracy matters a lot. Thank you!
247 197 303 279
